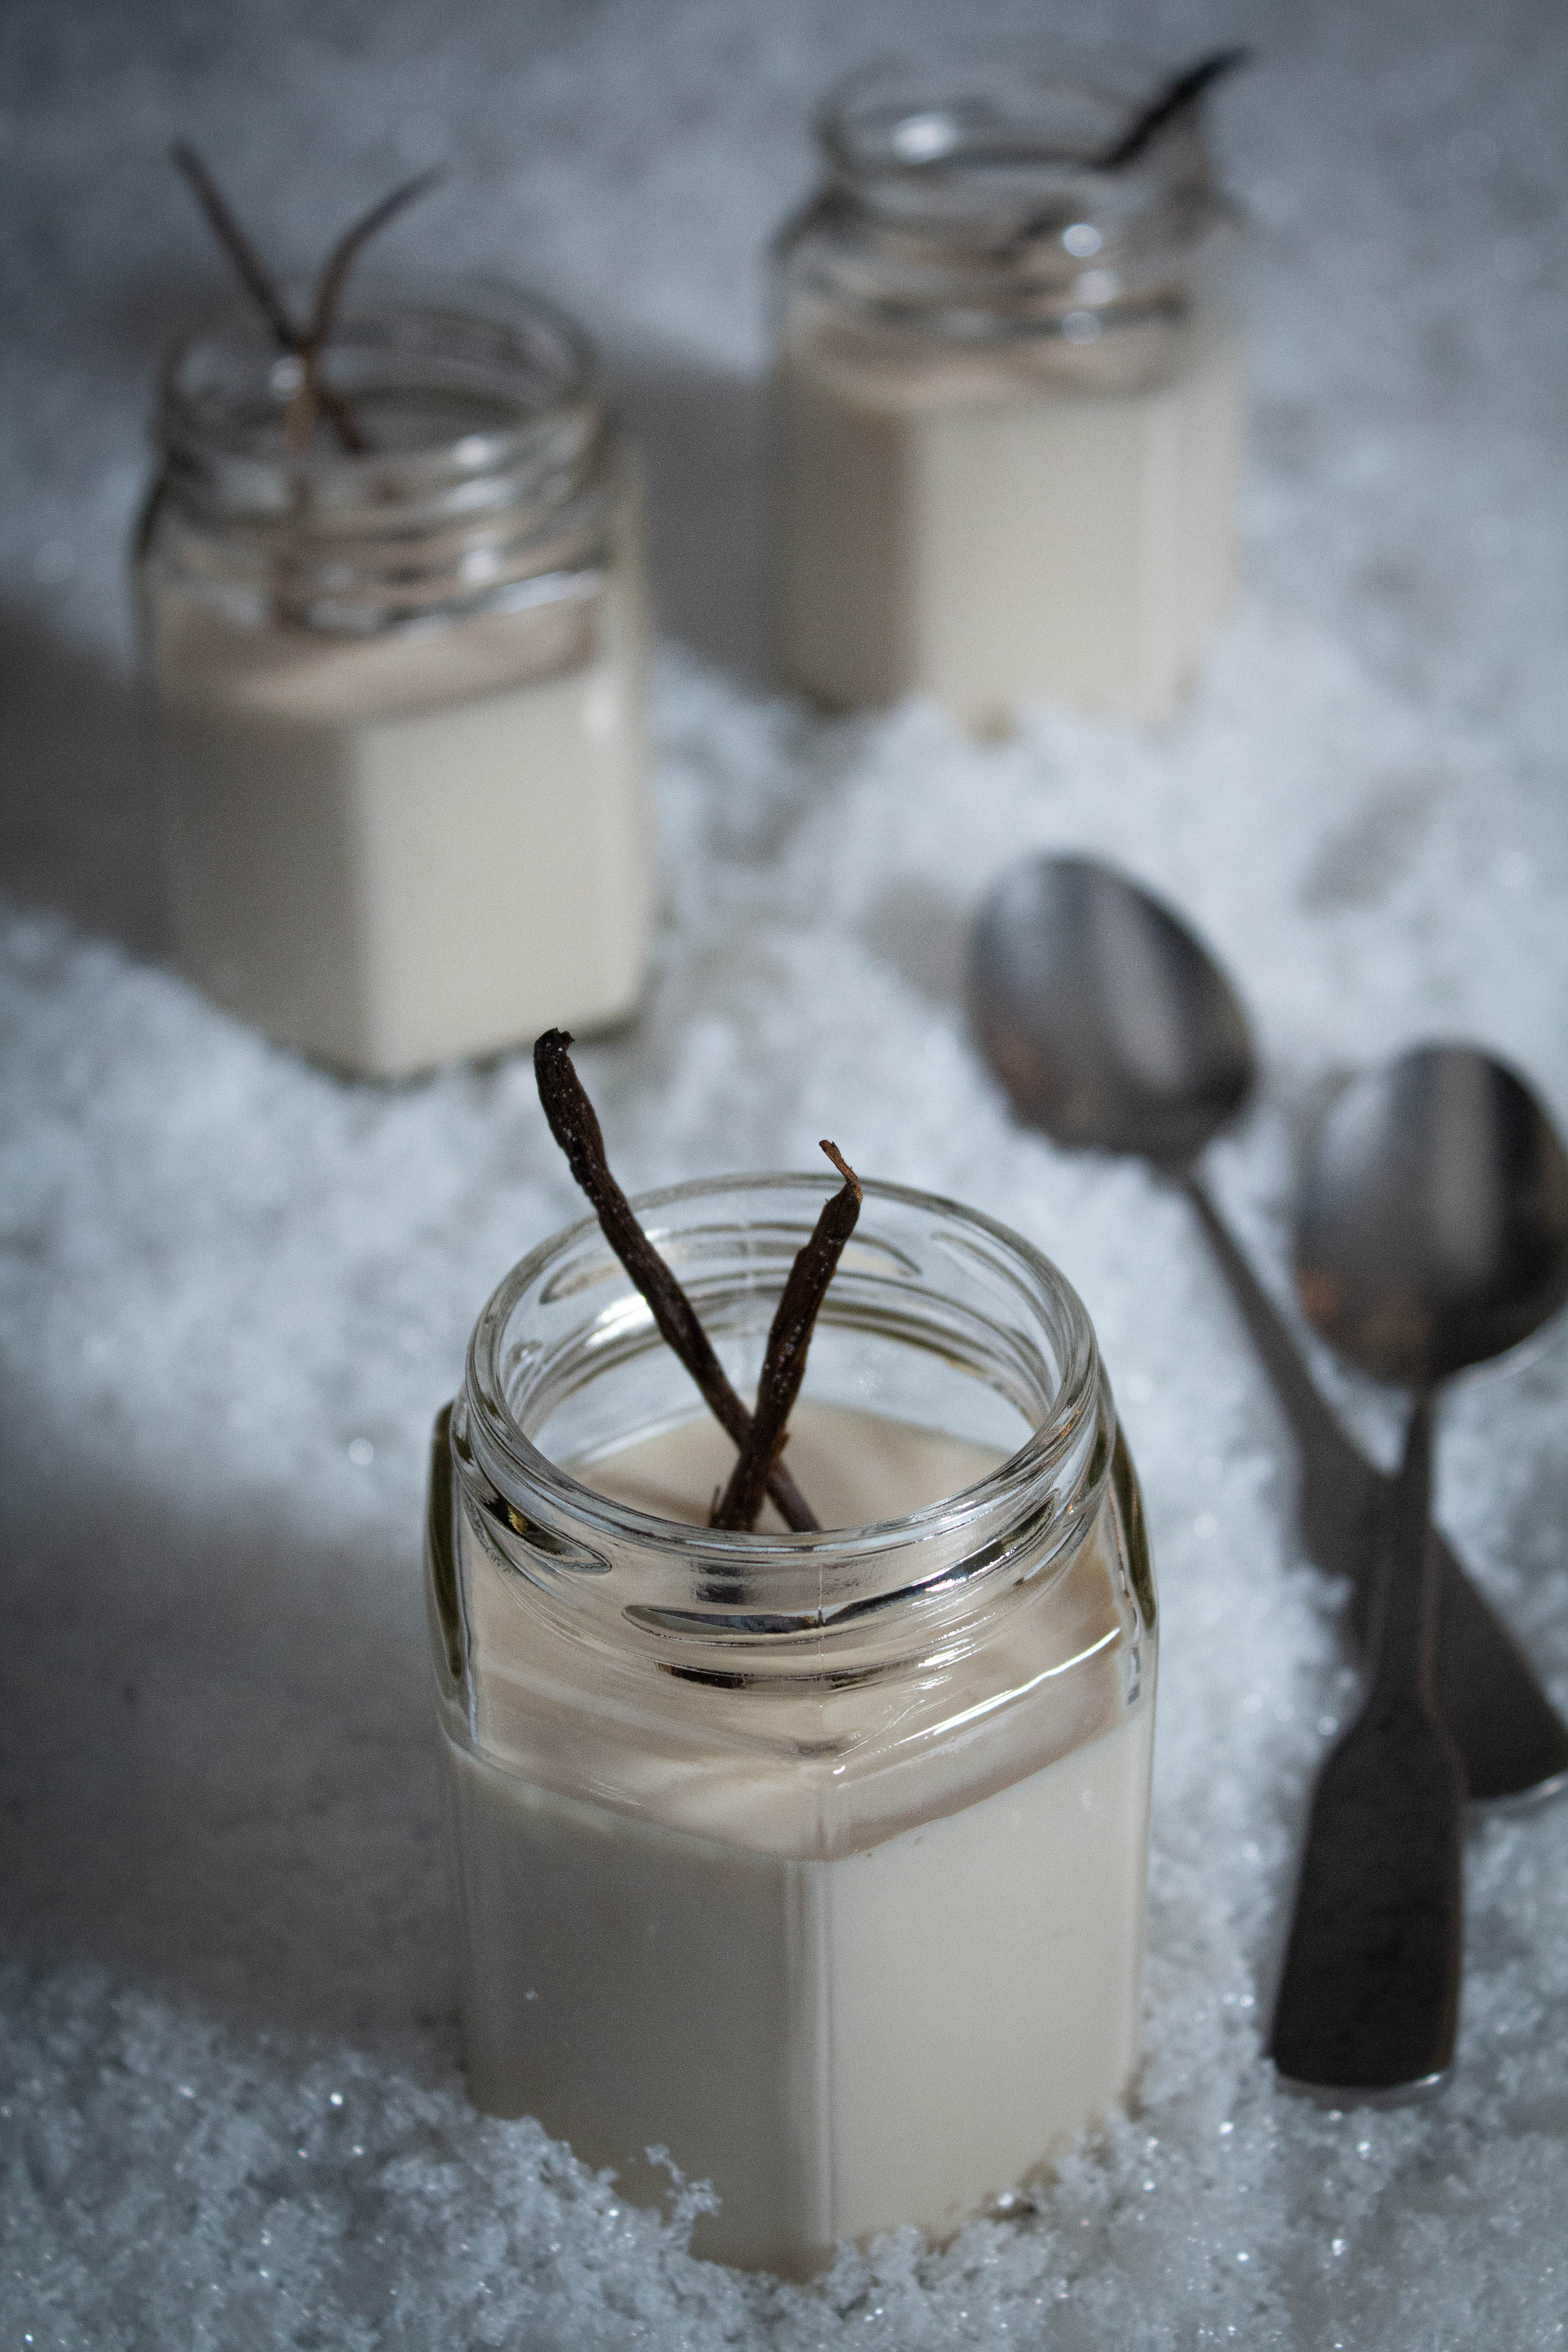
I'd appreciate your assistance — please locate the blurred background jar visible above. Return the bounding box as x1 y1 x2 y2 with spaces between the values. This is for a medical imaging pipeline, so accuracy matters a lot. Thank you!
137 279 651 1078
773 56 1245 733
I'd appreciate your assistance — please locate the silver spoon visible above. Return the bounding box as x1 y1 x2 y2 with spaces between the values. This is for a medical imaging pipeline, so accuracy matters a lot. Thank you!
968 853 1568 1801
1269 1045 1568 2092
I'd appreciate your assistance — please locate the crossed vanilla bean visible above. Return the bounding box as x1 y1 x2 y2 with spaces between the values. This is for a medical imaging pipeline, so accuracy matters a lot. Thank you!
710 1142 862 1530
171 142 441 454
534 1031 862 1534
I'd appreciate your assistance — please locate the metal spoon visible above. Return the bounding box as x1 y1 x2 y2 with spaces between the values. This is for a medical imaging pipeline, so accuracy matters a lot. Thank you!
1269 1045 1568 2092
968 853 1568 1801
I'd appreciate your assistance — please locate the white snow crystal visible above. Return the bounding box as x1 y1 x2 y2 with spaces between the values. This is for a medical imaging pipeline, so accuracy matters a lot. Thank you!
2 1 1567 2347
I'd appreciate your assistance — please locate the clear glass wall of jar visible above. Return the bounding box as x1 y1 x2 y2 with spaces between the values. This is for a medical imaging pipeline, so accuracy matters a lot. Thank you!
428 1173 1157 2275
137 278 651 1077
773 58 1245 731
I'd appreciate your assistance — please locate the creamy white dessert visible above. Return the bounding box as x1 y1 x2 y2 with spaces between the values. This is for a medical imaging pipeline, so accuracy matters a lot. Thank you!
777 307 1245 730
441 1400 1154 2275
152 579 650 1077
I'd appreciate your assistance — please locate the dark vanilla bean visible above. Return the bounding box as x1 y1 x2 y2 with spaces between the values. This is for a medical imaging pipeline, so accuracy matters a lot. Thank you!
170 143 441 455
286 168 442 450
1094 47 1250 173
710 1142 862 1532
533 1030 821 1532
171 143 300 346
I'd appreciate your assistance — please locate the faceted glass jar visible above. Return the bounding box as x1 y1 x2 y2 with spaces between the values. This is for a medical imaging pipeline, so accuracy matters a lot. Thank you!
773 57 1246 728
427 1173 1158 2276
137 277 651 1077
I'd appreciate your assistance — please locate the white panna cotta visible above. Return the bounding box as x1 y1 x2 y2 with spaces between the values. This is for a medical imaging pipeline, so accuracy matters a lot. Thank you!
153 581 650 1078
441 1400 1154 2275
141 279 652 1079
777 306 1244 731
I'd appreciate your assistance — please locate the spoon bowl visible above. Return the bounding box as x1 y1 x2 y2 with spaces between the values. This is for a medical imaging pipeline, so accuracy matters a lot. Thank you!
967 852 1568 1805
1296 1046 1568 1390
1273 1045 1568 2094
970 854 1253 1163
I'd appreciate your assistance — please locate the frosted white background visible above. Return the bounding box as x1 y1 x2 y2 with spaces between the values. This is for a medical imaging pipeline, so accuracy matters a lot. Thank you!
3 0 1568 2344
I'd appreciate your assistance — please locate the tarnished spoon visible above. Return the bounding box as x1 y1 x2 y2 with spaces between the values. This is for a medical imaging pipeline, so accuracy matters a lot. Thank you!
1269 1044 1568 2092
968 852 1568 1801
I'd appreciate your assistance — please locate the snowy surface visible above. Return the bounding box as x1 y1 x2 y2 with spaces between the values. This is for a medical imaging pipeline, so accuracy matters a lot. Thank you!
3 1 1568 2345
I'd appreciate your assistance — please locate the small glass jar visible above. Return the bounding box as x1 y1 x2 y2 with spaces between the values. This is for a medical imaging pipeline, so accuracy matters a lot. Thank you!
137 278 651 1078
427 1173 1157 2276
773 58 1244 731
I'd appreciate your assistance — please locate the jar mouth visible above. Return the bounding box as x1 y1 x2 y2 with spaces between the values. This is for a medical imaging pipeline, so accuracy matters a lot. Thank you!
824 61 1128 181
462 1173 1106 1590
812 53 1223 262
156 273 601 493
147 273 616 631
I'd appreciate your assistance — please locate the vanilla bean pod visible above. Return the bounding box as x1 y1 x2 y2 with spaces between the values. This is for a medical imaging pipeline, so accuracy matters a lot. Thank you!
172 142 366 452
710 1142 862 1531
170 143 441 455
287 167 441 450
533 1030 820 1532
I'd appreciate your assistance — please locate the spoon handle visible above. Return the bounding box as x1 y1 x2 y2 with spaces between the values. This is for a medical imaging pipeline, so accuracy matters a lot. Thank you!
1182 1172 1367 1488
1181 1173 1568 1803
1269 1396 1467 2094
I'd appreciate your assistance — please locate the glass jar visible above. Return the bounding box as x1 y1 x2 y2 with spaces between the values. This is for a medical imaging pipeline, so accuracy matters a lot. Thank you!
427 1172 1157 2276
773 57 1244 730
137 277 651 1078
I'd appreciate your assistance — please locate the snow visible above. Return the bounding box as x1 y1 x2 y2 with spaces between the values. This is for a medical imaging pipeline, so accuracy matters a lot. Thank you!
3 1 1567 2344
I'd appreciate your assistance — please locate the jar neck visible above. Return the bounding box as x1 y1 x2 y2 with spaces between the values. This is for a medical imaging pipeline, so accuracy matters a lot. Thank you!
144 275 618 634
781 60 1229 361
453 1175 1117 1688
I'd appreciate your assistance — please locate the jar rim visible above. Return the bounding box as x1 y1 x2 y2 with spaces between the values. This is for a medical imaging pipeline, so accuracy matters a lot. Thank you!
820 55 1136 178
462 1170 1106 1575
155 270 600 483
805 49 1225 264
